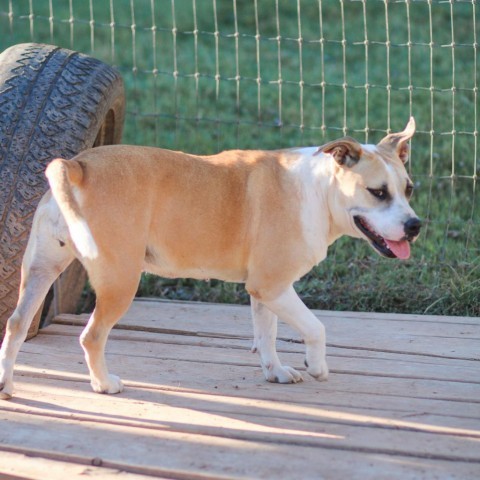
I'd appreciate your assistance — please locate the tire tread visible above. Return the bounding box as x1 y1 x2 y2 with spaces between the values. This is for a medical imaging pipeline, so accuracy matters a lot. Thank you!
0 43 124 329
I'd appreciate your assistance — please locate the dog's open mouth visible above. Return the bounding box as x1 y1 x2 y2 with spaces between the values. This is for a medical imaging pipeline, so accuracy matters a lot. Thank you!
353 216 411 260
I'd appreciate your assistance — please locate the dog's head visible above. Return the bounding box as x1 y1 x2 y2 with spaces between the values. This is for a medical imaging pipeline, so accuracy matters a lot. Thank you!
320 118 421 260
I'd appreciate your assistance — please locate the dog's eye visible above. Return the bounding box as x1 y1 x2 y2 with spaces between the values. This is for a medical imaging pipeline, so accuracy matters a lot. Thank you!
405 183 414 199
367 188 389 201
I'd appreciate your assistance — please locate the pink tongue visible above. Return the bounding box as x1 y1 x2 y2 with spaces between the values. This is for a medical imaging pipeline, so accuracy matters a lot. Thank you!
385 239 411 260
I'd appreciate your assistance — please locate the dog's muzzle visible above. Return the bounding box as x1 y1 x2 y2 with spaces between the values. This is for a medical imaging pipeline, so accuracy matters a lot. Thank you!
354 215 421 260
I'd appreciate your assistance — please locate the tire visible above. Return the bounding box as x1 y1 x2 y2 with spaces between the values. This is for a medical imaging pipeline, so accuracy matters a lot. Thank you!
0 43 125 341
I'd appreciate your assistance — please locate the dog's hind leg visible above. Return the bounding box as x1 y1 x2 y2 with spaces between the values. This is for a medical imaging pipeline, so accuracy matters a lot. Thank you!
251 297 303 383
0 200 75 399
262 285 329 381
79 265 141 394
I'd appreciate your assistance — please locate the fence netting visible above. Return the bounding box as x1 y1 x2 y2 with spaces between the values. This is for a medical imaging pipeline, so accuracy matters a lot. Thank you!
1 0 478 314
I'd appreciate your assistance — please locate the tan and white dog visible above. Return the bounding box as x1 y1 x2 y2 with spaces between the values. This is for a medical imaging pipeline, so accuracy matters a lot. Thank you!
0 118 421 399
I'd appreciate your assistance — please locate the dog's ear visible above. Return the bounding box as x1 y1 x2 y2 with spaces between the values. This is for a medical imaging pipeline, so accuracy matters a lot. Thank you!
315 137 363 167
378 117 416 164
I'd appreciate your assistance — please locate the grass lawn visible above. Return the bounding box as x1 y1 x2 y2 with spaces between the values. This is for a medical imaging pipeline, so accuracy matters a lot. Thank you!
1 0 478 315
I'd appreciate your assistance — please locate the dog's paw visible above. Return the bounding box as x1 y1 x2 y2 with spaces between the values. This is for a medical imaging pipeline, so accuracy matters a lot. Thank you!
305 358 329 382
264 365 303 384
0 381 13 400
91 374 124 394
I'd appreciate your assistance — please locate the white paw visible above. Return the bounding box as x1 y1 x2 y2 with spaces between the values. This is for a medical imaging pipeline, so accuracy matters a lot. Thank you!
91 374 124 394
305 358 329 381
0 380 13 400
263 364 304 384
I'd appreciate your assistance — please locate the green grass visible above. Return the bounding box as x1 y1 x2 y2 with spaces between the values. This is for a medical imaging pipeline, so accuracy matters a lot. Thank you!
1 0 478 316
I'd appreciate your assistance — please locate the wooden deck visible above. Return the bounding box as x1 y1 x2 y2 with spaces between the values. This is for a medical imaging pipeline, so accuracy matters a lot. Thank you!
1 298 479 479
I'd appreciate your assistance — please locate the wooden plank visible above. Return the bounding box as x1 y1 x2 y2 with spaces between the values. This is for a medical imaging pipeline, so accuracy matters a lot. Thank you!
2 377 479 452
15 330 480 408
0 450 154 480
4 399 477 462
30 324 480 385
1 407 479 479
127 298 480 325
55 299 480 336
43 323 478 371
17 327 480 418
11 363 480 426
7 374 479 428
54 299 480 360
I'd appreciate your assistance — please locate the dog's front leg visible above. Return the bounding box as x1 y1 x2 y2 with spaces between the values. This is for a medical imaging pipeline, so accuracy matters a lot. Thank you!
250 297 303 383
262 286 329 381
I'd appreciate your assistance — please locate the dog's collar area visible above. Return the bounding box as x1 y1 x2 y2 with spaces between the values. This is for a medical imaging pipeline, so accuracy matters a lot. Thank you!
354 215 400 259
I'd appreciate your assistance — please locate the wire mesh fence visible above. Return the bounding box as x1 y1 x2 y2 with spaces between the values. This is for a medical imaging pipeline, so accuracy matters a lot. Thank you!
0 0 478 315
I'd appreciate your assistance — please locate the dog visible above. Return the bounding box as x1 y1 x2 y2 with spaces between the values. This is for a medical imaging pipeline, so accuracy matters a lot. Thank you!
0 118 421 399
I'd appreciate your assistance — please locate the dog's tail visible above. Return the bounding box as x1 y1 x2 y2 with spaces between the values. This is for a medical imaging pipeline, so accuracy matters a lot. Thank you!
45 158 99 260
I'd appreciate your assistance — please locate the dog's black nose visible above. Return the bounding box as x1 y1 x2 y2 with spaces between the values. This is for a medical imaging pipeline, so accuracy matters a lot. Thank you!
404 217 421 237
